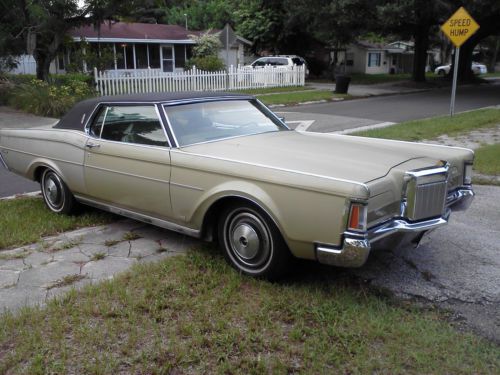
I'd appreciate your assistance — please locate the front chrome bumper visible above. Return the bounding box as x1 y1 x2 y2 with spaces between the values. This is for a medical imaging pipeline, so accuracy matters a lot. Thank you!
316 187 474 268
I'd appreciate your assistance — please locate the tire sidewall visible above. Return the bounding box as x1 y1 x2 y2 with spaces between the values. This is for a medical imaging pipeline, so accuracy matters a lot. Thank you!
218 203 289 279
41 169 74 214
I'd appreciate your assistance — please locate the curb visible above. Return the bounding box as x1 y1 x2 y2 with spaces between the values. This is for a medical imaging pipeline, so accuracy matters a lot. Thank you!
0 191 41 201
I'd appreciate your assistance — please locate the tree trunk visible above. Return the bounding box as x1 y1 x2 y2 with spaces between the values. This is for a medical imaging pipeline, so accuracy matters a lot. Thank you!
33 50 53 81
456 40 476 82
412 26 429 82
488 38 500 73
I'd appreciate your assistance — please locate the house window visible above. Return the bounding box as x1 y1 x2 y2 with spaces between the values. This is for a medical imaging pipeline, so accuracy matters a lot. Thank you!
161 46 174 72
368 52 381 67
346 52 354 67
149 45 160 69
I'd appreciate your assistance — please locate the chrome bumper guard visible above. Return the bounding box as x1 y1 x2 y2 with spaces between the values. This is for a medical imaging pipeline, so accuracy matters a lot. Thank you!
316 187 474 268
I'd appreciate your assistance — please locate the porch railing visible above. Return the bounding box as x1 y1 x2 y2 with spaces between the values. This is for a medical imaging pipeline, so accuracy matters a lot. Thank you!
93 65 305 96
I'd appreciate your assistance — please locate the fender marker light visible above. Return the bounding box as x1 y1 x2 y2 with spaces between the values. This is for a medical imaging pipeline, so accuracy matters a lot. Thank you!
348 203 368 232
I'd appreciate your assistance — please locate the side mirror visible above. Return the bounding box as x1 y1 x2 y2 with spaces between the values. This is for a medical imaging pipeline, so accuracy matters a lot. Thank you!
278 116 285 123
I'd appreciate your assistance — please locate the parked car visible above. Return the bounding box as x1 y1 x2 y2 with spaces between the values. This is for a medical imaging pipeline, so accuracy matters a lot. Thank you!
249 55 310 77
0 92 474 279
434 62 488 75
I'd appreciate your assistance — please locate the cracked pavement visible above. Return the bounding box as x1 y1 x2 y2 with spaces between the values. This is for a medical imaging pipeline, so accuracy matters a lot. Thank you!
0 219 198 312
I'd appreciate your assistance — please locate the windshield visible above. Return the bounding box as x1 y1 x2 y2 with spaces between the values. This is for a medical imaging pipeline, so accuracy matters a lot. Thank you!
164 99 287 147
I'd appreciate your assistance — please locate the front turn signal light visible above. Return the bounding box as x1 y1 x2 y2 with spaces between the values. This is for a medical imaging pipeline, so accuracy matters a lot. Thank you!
348 203 368 232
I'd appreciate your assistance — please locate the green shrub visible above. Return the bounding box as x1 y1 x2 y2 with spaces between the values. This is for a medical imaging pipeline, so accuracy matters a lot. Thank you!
185 55 226 72
49 73 93 87
9 78 96 117
5 74 36 85
0 81 14 105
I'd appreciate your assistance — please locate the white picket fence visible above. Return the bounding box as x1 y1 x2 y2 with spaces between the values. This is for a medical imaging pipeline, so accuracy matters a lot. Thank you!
93 65 305 96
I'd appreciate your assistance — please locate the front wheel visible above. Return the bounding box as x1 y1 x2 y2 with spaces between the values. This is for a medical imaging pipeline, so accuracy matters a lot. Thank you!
40 169 77 214
218 203 291 280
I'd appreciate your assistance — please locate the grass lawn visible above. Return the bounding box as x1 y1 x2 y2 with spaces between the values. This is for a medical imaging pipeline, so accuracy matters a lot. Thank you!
474 143 500 176
259 90 348 106
353 108 500 141
0 197 115 250
0 249 498 374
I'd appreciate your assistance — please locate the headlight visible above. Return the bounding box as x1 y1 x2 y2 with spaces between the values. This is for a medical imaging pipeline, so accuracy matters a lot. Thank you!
348 203 368 232
464 163 473 185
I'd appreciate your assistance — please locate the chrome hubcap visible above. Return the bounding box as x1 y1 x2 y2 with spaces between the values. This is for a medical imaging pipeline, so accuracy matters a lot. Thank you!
232 223 259 259
43 173 63 209
226 212 272 269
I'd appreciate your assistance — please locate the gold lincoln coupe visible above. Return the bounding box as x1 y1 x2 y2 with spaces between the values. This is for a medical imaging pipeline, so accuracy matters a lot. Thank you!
0 92 474 279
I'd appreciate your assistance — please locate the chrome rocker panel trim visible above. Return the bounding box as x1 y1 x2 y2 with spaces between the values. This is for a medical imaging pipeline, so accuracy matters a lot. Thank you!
75 195 201 238
316 186 474 268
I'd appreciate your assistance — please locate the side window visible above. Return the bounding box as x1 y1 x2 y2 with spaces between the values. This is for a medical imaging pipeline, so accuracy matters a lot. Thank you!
99 105 169 147
253 59 265 67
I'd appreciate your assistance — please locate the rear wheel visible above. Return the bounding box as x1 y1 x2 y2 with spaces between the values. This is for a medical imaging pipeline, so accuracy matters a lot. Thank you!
218 203 291 280
40 169 77 214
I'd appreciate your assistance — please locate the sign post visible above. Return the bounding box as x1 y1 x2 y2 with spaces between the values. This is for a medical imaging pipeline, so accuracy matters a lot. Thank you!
440 7 480 116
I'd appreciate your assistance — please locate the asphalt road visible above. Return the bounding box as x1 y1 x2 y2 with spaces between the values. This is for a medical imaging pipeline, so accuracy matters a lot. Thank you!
278 80 500 133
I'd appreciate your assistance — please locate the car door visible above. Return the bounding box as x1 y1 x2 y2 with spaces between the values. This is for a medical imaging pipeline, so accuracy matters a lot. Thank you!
83 104 173 219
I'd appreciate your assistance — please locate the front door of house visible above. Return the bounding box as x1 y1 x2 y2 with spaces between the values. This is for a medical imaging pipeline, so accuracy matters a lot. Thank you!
161 45 174 72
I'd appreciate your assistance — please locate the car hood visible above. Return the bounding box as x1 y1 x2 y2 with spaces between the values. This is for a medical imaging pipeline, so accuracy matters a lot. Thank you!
181 130 444 184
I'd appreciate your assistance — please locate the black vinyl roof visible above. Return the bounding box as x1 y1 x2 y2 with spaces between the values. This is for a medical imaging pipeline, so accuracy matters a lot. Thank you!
54 91 254 131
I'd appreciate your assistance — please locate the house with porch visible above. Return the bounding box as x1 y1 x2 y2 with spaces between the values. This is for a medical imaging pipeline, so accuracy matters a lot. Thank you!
9 22 251 75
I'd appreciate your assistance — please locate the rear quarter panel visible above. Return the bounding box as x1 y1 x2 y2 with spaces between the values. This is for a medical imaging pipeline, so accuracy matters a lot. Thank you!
0 128 88 194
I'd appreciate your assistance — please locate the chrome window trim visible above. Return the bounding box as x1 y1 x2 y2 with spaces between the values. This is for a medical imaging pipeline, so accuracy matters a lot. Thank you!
81 136 172 152
160 106 180 148
162 96 253 107
161 98 289 148
87 104 171 148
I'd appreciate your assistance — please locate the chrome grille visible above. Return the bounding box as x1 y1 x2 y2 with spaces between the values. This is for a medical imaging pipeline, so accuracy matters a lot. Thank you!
405 164 449 221
411 181 447 220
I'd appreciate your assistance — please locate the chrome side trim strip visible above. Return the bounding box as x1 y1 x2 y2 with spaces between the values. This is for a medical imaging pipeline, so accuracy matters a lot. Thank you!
0 147 82 167
84 164 170 184
171 149 370 191
74 195 201 238
170 182 204 191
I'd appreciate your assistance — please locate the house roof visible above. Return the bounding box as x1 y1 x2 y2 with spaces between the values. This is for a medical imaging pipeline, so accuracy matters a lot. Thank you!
355 40 388 50
69 21 202 43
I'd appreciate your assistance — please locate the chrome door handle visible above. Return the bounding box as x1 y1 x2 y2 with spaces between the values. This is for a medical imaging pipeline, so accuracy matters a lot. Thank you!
86 142 101 149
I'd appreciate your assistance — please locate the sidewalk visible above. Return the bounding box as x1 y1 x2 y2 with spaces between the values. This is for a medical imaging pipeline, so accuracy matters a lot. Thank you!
0 219 197 312
306 81 430 97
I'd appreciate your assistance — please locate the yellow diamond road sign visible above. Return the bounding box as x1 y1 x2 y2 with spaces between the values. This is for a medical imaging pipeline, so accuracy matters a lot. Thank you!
441 7 480 47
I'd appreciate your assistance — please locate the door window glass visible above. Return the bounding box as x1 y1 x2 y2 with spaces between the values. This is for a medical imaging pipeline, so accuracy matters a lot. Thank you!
99 106 168 147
